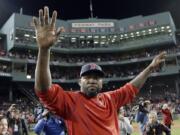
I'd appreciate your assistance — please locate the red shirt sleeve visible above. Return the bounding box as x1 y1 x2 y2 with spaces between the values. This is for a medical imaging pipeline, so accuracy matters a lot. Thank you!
35 84 76 119
106 83 139 109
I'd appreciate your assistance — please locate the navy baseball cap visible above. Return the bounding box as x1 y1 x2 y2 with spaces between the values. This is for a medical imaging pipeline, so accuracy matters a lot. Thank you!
80 63 105 77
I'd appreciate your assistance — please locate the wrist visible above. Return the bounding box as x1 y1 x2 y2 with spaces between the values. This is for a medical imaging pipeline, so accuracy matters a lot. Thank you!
146 65 154 73
39 47 51 53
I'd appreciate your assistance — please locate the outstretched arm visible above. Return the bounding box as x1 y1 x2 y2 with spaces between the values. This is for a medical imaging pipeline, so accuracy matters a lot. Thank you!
33 6 63 92
130 51 166 89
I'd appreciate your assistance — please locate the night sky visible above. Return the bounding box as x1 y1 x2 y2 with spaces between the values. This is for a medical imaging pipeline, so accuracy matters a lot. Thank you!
0 0 180 28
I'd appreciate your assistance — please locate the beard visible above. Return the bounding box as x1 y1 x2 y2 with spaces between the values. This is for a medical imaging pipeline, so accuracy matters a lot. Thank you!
86 89 98 97
83 85 101 98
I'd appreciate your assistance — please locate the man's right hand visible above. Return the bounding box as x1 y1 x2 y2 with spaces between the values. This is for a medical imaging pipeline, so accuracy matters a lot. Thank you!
33 6 63 49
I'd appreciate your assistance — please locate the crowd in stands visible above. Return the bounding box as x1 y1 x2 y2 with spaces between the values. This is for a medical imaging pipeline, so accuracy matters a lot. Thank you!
0 63 11 74
4 46 180 64
0 46 179 80
26 61 161 80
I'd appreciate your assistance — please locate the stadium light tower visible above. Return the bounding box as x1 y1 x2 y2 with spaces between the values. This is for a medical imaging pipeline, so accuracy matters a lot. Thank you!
90 0 94 18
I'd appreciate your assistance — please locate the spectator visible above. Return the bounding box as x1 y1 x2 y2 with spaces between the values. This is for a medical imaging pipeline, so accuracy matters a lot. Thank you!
118 107 133 135
0 116 10 135
144 111 170 135
161 104 173 129
34 109 66 135
135 100 151 134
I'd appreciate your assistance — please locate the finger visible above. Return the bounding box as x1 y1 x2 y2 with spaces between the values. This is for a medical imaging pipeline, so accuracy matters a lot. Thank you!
39 9 44 26
56 27 64 37
50 11 57 27
33 17 39 29
44 6 49 25
158 51 167 58
57 27 65 34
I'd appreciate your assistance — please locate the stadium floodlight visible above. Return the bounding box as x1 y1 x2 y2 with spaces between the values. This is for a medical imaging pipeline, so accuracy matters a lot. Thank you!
154 28 158 31
94 35 99 38
80 36 85 39
71 37 76 40
87 35 92 38
161 29 165 32
142 30 146 33
154 28 158 33
26 75 31 79
161 26 165 29
113 35 117 38
111 40 115 43
148 31 152 34
24 34 30 37
166 26 170 29
136 31 140 34
168 29 172 33
136 31 140 36
141 30 146 35
71 37 76 43
94 41 99 44
101 36 106 39
100 41 105 44
111 39 116 42
130 33 134 38
125 36 129 39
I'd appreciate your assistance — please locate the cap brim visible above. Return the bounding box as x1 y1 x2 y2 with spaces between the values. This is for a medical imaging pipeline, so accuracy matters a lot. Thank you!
80 70 105 77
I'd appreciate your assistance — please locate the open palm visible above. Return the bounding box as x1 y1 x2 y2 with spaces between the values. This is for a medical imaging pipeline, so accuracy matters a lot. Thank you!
33 6 63 49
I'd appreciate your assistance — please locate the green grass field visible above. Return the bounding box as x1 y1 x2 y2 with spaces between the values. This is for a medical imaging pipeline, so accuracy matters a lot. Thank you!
30 119 180 135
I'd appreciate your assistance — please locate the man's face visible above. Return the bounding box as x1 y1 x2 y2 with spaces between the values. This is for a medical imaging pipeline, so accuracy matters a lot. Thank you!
79 74 103 98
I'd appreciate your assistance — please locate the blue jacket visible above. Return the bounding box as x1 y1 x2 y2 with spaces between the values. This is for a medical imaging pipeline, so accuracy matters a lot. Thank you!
34 116 65 135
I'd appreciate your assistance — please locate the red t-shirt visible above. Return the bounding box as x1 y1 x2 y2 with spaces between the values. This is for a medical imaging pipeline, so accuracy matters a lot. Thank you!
36 83 138 135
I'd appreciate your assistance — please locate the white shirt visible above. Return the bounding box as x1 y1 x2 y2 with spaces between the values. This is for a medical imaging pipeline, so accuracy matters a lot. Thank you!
119 116 133 135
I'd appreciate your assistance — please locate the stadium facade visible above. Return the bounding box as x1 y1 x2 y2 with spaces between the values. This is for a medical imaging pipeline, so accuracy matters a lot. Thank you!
0 12 180 102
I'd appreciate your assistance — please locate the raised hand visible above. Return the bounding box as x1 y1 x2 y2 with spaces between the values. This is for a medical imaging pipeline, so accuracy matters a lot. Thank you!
130 51 167 89
33 6 63 49
149 51 167 70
